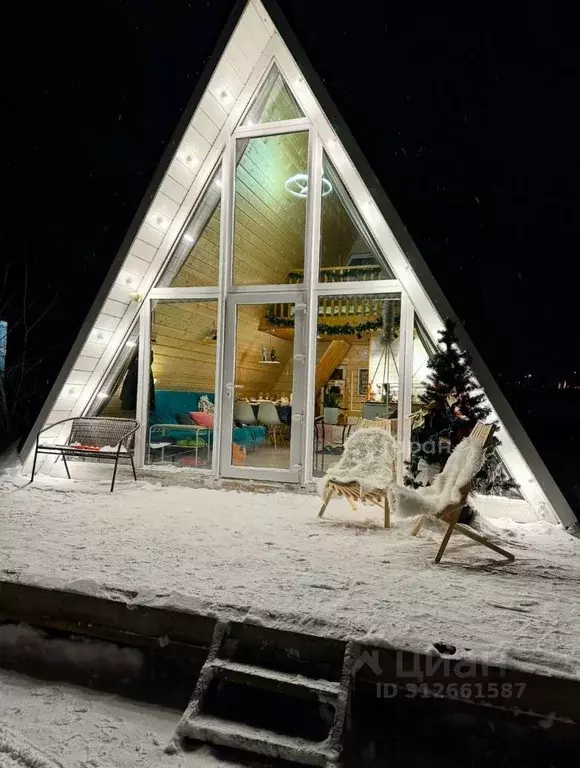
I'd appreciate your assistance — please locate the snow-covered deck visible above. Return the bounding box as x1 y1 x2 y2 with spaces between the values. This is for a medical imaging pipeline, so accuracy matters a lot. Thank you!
1 474 580 681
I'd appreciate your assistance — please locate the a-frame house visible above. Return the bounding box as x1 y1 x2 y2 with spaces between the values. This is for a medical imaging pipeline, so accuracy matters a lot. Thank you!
20 0 576 529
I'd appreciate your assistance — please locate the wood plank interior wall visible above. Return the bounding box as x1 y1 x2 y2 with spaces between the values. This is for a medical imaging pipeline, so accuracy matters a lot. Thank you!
311 338 374 418
234 304 293 397
340 341 372 416
152 301 218 393
151 301 294 398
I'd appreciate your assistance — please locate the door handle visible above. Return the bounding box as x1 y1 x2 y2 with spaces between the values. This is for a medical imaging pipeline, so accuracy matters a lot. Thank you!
226 382 243 398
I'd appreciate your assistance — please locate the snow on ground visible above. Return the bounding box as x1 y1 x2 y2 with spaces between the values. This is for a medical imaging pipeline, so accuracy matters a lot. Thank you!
2 475 580 680
0 668 243 768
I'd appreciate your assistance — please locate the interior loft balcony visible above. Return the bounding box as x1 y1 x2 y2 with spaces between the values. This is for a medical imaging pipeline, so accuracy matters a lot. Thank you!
259 295 385 341
288 264 386 283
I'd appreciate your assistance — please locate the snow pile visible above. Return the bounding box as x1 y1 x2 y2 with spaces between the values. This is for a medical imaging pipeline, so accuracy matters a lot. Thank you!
0 669 242 768
0 443 22 477
0 623 144 680
0 724 63 768
1 475 580 679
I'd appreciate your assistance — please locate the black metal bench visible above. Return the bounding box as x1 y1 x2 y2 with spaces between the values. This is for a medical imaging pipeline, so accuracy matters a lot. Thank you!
31 416 139 492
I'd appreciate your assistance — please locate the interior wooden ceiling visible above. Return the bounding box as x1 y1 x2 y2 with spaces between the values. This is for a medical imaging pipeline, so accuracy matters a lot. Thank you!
233 130 308 284
170 205 221 289
147 71 378 398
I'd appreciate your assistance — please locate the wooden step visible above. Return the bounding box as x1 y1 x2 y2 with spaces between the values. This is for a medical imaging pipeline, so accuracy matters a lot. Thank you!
182 714 339 767
169 622 357 766
211 658 341 698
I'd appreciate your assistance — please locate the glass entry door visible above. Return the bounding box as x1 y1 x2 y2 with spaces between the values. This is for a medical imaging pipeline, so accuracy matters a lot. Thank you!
220 292 306 482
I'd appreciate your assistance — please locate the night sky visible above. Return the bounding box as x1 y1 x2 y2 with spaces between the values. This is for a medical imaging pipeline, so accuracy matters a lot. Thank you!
2 1 580 500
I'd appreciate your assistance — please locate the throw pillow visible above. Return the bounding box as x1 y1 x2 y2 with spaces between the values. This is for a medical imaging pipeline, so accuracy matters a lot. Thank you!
190 411 214 428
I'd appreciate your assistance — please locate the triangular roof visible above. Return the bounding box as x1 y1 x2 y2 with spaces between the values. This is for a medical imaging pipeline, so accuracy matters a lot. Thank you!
21 0 576 529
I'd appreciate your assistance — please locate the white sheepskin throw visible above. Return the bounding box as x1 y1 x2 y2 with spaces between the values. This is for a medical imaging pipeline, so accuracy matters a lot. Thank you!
391 435 485 517
321 427 398 493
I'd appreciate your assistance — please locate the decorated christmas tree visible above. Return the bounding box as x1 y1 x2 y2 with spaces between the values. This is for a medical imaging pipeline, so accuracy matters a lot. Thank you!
406 319 519 513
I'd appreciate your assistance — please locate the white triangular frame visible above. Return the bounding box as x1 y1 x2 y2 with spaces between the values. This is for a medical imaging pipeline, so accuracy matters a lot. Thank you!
239 61 305 126
21 0 574 528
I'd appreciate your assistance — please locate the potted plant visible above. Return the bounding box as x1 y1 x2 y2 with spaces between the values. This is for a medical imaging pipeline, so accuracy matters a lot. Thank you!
324 385 341 425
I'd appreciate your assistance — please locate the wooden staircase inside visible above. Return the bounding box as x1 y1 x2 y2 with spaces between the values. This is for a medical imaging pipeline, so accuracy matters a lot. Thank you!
168 621 357 766
316 340 351 391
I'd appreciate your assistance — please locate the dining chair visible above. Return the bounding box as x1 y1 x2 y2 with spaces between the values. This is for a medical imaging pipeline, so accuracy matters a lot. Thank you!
234 400 257 424
257 402 287 449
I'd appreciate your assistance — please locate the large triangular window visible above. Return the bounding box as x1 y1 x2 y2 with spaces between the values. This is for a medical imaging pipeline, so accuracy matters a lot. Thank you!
319 153 394 282
156 165 222 288
240 64 304 126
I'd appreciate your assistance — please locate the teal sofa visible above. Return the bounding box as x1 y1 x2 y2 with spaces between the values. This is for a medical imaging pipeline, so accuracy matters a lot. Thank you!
150 390 267 450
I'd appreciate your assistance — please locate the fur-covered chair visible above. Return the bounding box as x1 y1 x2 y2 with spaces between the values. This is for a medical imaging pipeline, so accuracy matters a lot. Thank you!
391 424 515 563
318 427 398 528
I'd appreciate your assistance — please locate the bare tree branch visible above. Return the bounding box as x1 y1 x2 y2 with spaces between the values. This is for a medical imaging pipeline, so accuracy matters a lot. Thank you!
0 255 59 439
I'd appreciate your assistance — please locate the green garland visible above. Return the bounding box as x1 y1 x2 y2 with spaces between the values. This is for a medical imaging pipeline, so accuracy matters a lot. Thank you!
266 312 384 336
318 319 383 336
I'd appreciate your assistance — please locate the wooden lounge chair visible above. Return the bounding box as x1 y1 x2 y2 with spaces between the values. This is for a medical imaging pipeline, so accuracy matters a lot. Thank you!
396 422 515 563
318 424 397 529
